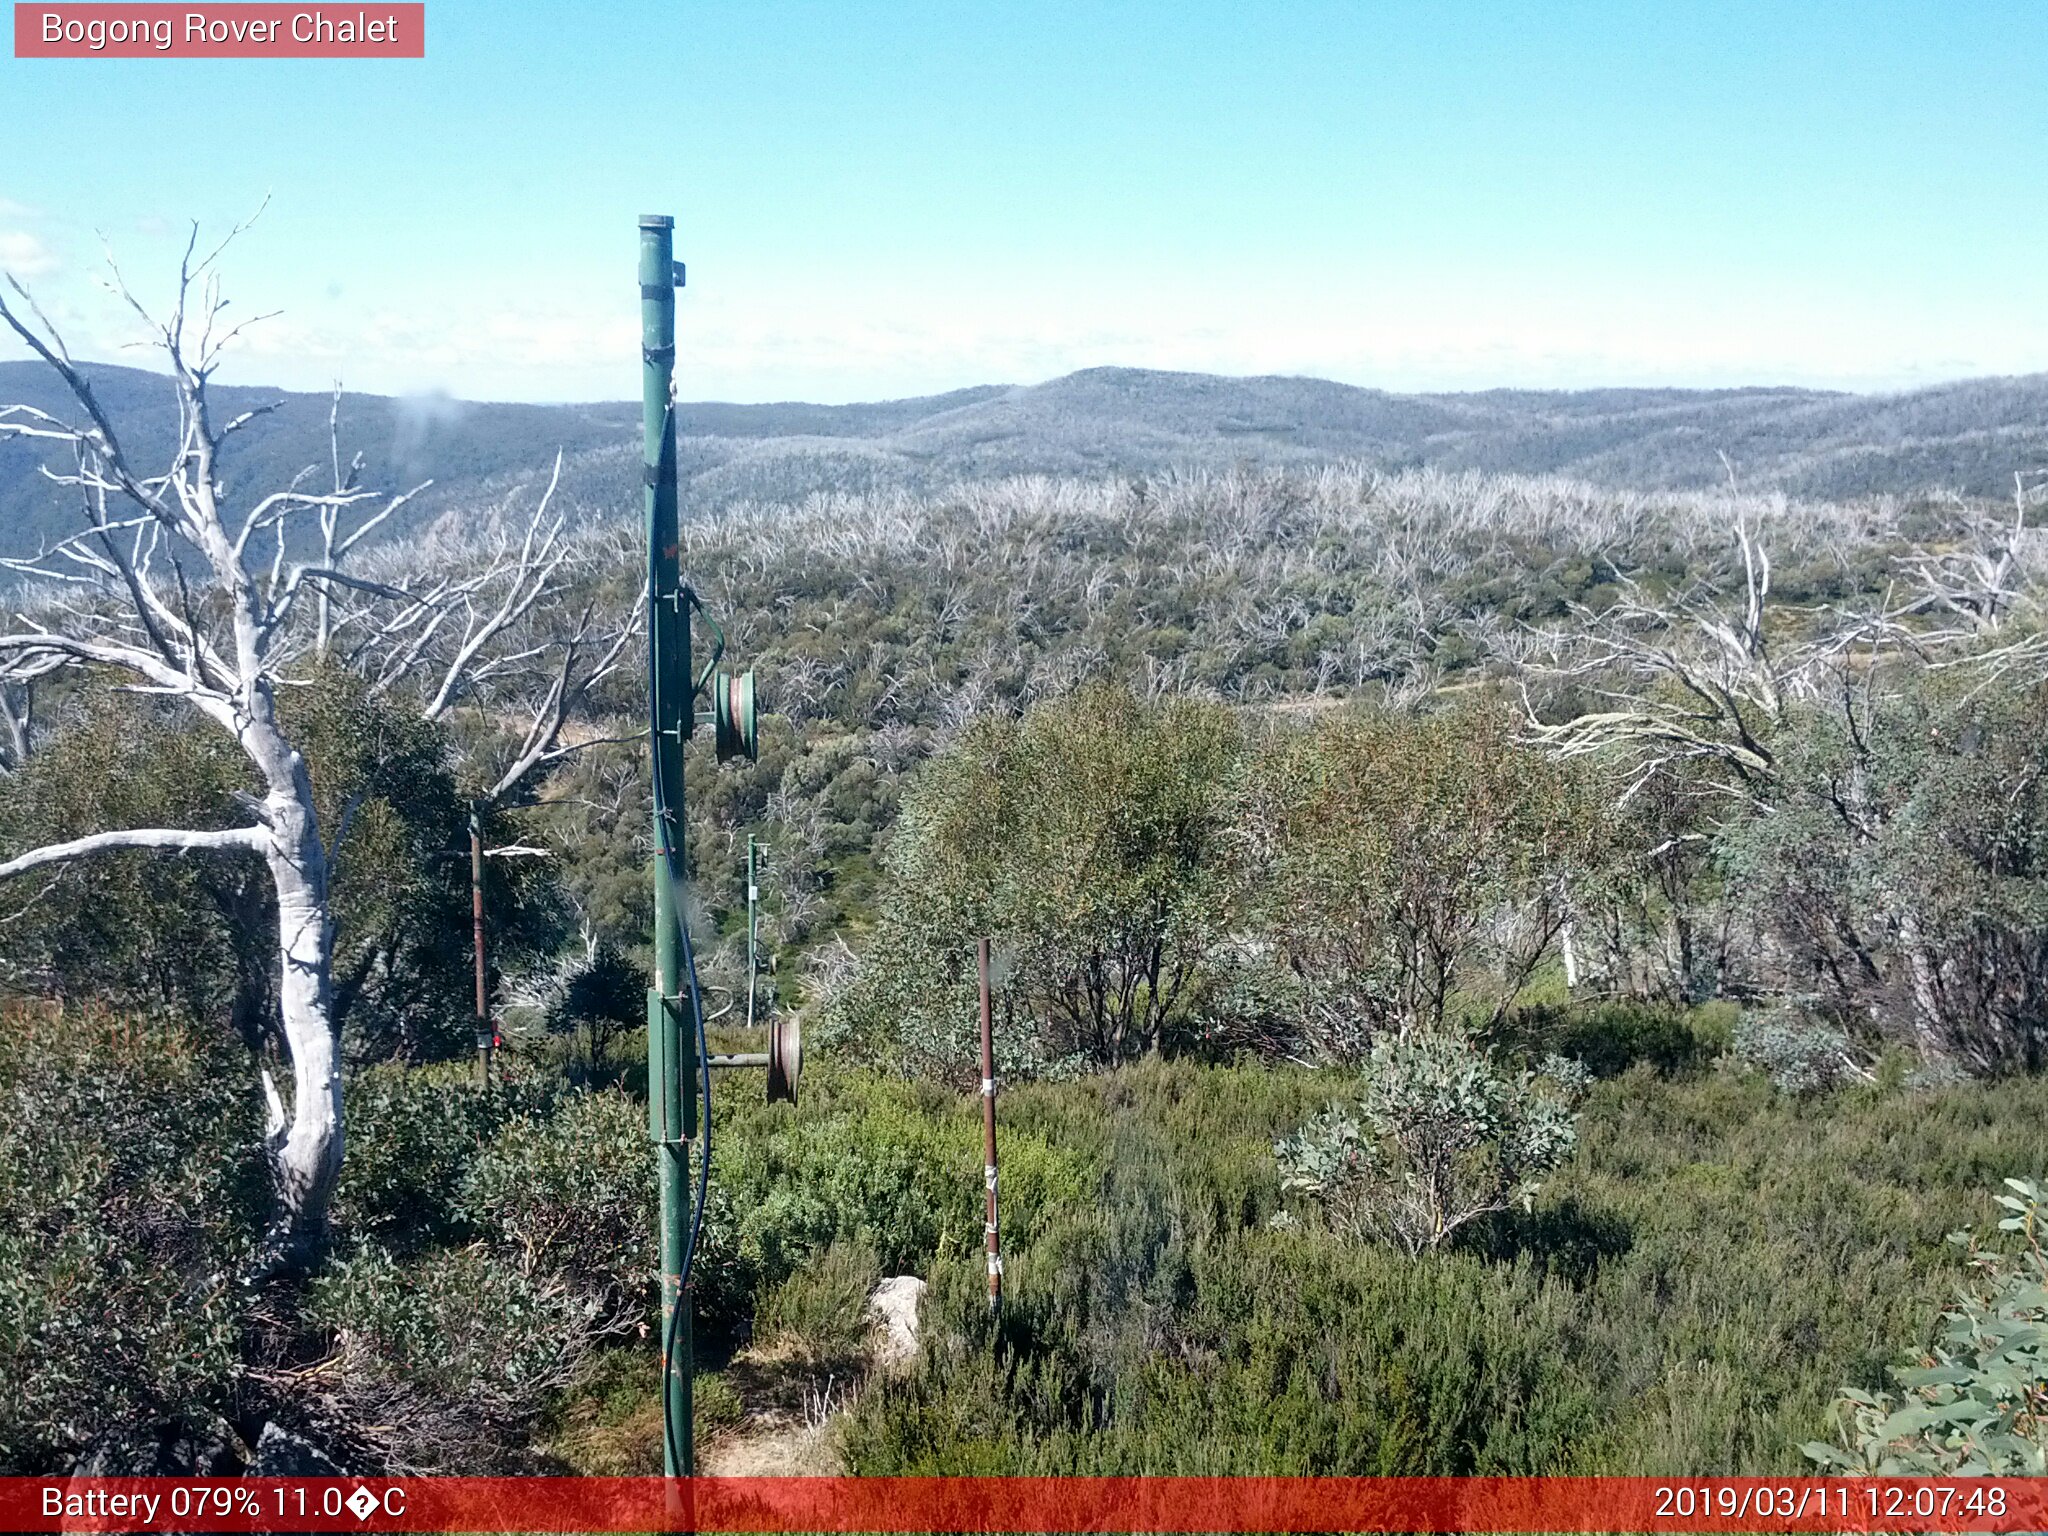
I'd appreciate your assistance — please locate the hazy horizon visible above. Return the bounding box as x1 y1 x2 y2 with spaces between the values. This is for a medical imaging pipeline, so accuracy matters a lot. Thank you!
6 3 2046 404
0 352 1988 412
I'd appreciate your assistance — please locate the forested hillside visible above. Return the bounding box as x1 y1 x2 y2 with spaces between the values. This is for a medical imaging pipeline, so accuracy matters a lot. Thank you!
7 334 2048 1476
9 359 2048 568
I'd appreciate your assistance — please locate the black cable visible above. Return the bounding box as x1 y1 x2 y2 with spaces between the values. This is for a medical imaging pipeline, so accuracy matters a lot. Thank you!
655 828 713 1475
649 404 714 1476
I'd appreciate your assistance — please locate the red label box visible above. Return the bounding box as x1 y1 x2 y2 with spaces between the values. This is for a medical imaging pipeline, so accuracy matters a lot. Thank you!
14 3 424 57
0 1477 2041 1534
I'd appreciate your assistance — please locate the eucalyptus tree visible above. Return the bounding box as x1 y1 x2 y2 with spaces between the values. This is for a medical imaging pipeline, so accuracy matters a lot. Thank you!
0 231 635 1266
1521 497 2048 1067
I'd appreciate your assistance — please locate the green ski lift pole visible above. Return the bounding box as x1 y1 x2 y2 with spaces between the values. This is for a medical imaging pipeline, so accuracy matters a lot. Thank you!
641 213 779 1482
641 213 695 1480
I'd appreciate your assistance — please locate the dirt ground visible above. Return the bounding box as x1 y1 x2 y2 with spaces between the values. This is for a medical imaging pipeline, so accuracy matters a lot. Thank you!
696 1347 859 1476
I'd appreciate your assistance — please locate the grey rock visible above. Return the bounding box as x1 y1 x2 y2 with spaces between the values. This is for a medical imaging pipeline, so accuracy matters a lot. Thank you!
868 1275 927 1369
251 1421 345 1478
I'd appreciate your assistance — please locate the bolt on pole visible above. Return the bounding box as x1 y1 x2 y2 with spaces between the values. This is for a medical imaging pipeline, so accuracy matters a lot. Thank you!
641 212 695 1480
979 936 1001 1316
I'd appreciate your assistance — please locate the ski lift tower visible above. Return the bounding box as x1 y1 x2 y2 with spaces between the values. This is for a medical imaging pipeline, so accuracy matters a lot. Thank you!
639 213 797 1478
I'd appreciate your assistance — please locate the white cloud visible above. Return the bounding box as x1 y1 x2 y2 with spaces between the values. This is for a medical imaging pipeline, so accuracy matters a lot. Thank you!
0 199 38 220
0 231 59 279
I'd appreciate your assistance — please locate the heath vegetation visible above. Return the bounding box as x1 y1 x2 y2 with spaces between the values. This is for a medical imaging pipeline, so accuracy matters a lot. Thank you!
5 259 2048 1475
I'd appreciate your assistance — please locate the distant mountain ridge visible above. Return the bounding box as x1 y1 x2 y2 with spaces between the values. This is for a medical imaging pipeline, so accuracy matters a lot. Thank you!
3 360 2044 564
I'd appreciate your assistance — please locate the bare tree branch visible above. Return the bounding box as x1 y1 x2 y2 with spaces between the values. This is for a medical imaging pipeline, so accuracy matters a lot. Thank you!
0 824 266 881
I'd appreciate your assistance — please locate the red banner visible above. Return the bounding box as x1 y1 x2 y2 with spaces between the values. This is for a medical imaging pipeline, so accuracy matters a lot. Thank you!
14 4 423 57
0 1476 2042 1533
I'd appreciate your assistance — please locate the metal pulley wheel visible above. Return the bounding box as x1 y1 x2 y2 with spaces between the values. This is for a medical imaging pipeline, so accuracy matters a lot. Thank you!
713 669 758 763
766 1011 801 1105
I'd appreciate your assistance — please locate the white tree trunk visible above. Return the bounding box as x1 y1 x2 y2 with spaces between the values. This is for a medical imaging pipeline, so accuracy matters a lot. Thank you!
1895 909 1953 1067
0 740 345 1265
265 805 342 1260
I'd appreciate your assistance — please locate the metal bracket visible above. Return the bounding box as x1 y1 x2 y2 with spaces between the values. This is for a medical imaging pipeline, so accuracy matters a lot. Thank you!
646 987 699 1143
689 594 727 694
641 259 686 294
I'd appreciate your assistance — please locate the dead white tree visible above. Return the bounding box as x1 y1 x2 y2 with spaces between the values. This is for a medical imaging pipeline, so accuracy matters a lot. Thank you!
1895 471 2045 635
1518 512 1839 808
1519 492 2048 1058
1523 490 2048 803
0 230 636 1267
319 455 644 802
0 659 53 773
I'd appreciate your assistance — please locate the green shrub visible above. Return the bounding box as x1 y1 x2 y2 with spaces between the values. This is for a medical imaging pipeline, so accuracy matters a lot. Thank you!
717 1069 979 1284
0 1006 262 1473
460 1089 654 1298
1731 1007 1867 1096
829 683 1244 1077
1244 707 1616 1054
845 1057 2048 1475
307 1242 613 1472
1275 1031 1587 1253
0 698 256 1030
755 1239 883 1366
318 1080 669 1472
1718 672 2048 1075
334 1061 561 1249
1806 1178 2048 1474
502 940 643 1077
694 1372 747 1442
0 677 569 1063
1513 1000 1714 1079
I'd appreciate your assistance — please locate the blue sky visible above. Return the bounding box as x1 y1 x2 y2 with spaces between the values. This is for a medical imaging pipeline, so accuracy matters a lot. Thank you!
2 1 2044 401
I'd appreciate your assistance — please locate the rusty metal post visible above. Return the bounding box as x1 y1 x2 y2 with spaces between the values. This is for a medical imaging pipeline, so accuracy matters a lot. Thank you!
470 803 490 1086
746 835 759 1033
979 936 1001 1315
